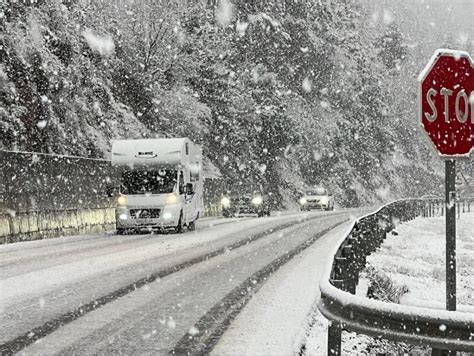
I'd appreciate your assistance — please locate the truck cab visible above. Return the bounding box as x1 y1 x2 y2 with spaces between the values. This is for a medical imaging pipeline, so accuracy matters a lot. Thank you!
111 138 203 234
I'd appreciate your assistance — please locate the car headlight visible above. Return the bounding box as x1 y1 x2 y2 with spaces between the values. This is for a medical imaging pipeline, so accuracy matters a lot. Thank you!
166 193 178 205
221 197 231 208
117 195 128 206
252 195 263 206
299 197 307 205
118 213 128 220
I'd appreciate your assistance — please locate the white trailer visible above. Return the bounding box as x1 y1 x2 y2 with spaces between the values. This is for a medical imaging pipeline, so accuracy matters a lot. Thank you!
111 138 203 233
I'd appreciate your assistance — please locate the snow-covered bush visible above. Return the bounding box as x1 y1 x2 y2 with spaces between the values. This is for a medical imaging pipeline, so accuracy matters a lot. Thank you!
364 264 409 303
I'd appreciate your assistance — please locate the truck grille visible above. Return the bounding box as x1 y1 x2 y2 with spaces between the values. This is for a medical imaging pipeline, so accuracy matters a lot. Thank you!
129 209 160 219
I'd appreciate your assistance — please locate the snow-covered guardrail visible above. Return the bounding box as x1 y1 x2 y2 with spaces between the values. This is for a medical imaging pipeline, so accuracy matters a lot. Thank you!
318 199 474 355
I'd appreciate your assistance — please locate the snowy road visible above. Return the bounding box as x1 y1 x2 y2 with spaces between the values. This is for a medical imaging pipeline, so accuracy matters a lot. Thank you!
0 210 358 354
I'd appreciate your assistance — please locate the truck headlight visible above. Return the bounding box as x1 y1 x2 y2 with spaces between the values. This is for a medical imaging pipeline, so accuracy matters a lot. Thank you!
221 197 231 208
118 213 128 220
299 197 307 205
117 195 127 206
163 212 173 219
252 195 263 206
166 193 178 205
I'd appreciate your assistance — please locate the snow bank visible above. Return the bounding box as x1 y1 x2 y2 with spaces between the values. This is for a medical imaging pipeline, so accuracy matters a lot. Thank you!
304 208 473 354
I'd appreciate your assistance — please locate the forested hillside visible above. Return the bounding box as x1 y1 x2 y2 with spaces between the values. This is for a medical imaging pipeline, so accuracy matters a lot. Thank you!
0 0 446 207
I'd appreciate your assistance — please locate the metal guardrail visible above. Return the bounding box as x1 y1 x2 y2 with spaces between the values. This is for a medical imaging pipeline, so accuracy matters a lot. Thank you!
421 198 472 218
318 199 474 355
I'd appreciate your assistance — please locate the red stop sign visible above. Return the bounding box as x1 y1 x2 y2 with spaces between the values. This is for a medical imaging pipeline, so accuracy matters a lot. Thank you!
418 49 474 158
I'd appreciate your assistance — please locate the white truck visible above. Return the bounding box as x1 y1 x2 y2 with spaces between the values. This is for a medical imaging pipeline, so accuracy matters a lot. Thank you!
111 138 203 234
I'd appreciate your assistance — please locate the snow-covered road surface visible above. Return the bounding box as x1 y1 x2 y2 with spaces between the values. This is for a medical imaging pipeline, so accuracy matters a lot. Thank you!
212 220 356 356
0 210 359 354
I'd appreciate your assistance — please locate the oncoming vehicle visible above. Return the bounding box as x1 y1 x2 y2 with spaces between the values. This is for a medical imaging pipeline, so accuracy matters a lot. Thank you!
299 187 334 211
221 185 270 218
111 138 203 234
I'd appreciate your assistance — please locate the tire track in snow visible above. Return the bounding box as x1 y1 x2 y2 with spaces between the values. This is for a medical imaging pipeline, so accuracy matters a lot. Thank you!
0 213 346 354
170 219 347 355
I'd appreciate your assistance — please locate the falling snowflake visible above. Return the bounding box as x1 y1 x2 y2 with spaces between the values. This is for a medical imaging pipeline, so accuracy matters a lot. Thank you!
167 317 176 329
302 77 312 92
383 9 394 25
216 0 234 27
236 20 248 37
36 120 47 129
82 28 115 56
188 326 199 336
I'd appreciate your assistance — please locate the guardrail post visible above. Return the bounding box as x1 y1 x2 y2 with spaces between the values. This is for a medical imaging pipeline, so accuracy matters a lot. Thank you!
348 236 360 287
334 256 348 290
342 245 356 294
368 217 379 253
327 321 341 356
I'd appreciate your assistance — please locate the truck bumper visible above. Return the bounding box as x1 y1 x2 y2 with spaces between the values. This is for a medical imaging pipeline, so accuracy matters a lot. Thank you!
116 205 180 229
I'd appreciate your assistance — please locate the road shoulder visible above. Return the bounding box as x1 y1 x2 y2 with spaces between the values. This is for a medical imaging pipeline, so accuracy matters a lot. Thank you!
212 220 355 355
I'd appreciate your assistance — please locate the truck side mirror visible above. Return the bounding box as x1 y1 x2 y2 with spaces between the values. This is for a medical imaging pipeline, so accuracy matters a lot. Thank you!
106 185 118 197
186 183 194 195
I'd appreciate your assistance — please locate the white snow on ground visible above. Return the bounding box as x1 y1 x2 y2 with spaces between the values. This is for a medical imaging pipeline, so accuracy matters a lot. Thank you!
212 219 358 355
364 211 473 307
302 211 473 355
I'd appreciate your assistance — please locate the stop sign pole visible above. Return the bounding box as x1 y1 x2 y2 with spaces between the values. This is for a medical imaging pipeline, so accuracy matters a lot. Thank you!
444 159 456 312
418 49 474 315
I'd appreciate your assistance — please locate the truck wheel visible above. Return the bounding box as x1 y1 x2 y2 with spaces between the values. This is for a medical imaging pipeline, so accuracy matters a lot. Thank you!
175 212 184 233
117 228 125 235
188 220 196 231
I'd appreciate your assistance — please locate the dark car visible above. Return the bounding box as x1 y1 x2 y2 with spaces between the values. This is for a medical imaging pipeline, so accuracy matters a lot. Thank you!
221 186 271 218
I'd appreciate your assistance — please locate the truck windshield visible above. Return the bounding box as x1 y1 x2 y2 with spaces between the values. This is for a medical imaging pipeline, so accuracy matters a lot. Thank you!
121 170 177 194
